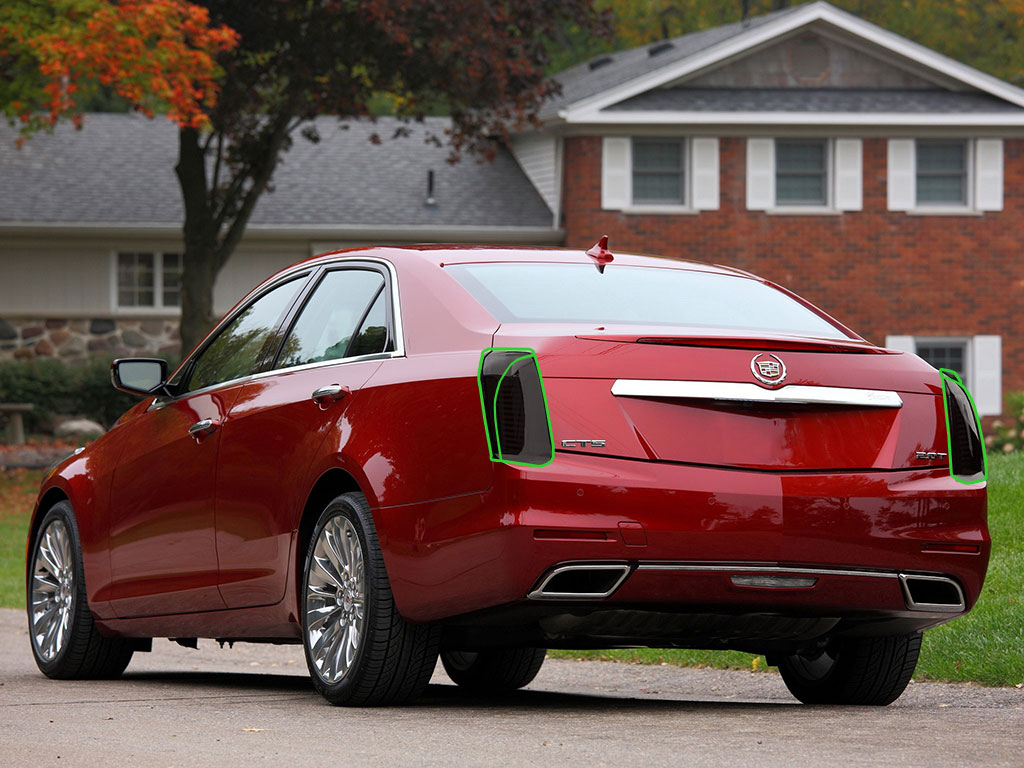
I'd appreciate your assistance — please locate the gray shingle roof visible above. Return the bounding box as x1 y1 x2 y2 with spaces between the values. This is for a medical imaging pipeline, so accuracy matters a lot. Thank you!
605 87 1024 113
0 114 553 228
541 4 804 120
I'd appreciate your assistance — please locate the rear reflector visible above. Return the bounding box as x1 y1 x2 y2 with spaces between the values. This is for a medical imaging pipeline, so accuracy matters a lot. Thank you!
922 542 981 554
730 574 817 589
534 529 609 541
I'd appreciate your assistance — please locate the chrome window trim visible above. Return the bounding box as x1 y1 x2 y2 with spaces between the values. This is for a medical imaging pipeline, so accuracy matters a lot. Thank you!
148 255 404 410
611 379 903 408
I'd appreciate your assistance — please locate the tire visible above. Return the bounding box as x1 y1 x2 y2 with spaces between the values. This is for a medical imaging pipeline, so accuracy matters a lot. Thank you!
777 633 922 706
27 501 135 679
441 647 547 692
301 492 439 706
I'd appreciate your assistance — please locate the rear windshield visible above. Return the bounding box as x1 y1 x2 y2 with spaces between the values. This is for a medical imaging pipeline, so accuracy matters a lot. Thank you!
448 263 848 338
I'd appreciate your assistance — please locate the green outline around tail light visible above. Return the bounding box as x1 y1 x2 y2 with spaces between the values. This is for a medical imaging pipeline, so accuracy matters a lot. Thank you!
477 347 555 468
938 368 988 485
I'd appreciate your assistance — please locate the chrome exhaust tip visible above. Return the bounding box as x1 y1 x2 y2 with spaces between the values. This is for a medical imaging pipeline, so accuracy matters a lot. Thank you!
899 573 966 612
528 563 631 600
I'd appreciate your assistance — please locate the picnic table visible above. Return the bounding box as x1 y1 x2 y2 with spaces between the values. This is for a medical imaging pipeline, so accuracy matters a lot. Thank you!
0 403 34 445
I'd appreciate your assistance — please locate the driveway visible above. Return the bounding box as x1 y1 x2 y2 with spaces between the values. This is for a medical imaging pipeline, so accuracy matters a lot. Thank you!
0 609 1020 767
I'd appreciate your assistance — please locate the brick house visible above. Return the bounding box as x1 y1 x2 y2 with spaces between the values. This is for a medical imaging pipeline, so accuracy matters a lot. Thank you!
502 0 1023 417
1 1 1021 417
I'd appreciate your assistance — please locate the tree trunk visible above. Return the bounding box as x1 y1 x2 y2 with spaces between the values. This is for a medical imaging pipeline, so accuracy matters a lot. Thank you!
175 126 219 354
173 118 293 354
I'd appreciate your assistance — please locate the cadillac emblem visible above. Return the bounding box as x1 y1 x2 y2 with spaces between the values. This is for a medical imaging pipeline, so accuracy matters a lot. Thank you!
751 353 786 386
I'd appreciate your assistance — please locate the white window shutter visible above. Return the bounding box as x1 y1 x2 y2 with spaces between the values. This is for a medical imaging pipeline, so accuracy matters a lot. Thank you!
690 138 719 210
887 139 915 211
834 138 862 211
971 335 1002 416
601 137 631 210
884 335 916 353
746 138 774 210
974 139 1003 211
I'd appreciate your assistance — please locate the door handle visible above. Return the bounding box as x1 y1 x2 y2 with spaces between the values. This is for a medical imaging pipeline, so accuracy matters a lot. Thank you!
188 419 219 439
311 384 351 407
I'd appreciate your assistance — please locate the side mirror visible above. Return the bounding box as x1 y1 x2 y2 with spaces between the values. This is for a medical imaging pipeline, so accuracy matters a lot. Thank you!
111 358 169 396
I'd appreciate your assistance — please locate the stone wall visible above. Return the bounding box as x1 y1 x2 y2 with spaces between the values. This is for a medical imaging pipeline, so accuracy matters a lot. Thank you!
0 317 181 363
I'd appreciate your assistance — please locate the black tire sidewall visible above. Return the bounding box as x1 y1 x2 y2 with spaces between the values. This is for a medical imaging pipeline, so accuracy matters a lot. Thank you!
300 493 376 702
27 501 87 676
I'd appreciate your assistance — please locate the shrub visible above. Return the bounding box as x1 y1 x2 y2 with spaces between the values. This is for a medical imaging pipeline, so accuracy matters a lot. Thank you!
0 357 175 436
987 392 1024 454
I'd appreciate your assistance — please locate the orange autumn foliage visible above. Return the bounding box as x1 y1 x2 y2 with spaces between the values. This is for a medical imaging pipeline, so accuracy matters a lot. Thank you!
1 0 236 135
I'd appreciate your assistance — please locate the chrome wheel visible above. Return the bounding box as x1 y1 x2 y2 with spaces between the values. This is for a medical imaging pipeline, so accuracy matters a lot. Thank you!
30 519 74 662
305 514 365 684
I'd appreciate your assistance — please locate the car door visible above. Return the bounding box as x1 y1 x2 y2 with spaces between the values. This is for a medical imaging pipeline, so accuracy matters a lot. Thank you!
107 273 308 618
215 263 397 609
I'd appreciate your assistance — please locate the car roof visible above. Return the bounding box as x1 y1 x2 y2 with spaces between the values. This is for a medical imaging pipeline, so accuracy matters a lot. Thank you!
299 244 759 280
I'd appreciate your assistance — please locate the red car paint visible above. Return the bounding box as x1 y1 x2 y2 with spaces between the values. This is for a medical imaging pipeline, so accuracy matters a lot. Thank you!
28 245 989 648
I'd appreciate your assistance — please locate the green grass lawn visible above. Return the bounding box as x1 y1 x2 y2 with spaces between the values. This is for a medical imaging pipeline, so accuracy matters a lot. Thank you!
0 469 37 610
1 455 1021 686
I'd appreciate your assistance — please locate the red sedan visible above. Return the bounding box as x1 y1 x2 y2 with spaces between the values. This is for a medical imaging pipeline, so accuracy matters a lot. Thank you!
26 242 989 706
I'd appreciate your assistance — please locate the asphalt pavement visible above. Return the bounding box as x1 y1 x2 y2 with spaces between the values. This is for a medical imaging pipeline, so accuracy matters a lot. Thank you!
0 608 1021 767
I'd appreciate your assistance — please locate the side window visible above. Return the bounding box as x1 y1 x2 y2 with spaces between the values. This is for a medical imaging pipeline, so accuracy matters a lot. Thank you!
278 269 386 369
348 288 393 358
187 276 305 392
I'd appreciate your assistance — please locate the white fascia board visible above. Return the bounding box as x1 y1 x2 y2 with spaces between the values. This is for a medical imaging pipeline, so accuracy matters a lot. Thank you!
565 110 1024 127
558 1 1024 122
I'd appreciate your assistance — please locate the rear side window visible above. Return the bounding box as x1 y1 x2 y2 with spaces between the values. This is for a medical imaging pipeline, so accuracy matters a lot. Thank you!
448 263 847 338
187 276 305 392
278 269 387 368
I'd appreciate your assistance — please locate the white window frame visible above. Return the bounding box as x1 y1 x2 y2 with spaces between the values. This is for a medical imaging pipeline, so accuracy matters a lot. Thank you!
110 251 182 315
888 138 1003 214
913 138 973 212
630 137 689 209
885 334 1002 416
773 138 833 210
602 136 719 214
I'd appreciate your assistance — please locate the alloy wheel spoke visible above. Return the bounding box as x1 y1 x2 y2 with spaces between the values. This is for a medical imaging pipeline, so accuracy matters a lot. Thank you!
306 512 367 684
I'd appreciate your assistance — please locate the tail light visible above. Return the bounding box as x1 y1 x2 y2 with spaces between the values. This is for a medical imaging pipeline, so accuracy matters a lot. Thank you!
941 371 986 483
478 348 554 467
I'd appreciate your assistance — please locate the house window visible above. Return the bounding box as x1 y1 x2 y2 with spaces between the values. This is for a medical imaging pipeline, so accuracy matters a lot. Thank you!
775 139 829 206
746 137 860 213
915 339 968 383
631 138 686 205
916 140 967 206
887 138 1001 213
116 252 182 310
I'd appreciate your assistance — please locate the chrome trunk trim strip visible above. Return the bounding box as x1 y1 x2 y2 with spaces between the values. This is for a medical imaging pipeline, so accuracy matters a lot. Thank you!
611 379 903 408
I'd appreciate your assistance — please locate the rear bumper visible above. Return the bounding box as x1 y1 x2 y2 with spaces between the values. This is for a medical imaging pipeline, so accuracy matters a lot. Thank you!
377 452 989 638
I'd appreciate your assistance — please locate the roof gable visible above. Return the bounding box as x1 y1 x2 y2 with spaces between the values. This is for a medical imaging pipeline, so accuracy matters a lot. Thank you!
551 1 1024 125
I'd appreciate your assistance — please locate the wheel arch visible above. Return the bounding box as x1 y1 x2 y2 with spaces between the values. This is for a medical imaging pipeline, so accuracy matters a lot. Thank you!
294 467 363 609
25 485 71 588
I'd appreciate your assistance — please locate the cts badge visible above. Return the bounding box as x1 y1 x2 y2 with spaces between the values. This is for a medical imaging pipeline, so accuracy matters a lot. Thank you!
561 439 606 448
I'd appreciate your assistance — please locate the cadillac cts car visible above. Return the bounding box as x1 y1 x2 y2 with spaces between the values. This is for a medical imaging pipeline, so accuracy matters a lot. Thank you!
26 241 989 707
